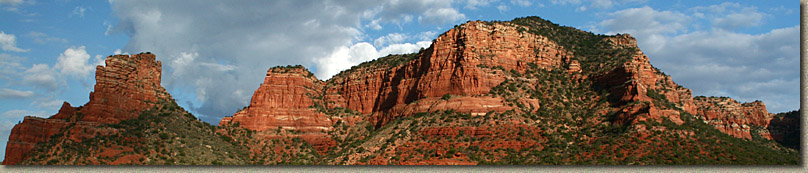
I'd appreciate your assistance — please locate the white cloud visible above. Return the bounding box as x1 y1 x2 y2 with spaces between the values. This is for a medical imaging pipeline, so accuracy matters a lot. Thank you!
590 0 613 9
31 98 63 109
0 53 24 80
22 64 60 90
415 31 438 41
510 0 531 7
108 0 464 123
365 19 383 30
497 4 509 12
419 7 466 25
316 41 431 79
372 0 464 26
599 6 690 52
55 46 94 77
0 31 28 52
2 109 48 119
0 0 23 6
465 0 498 9
690 2 766 30
550 0 582 5
373 33 408 47
93 54 105 67
0 88 34 99
27 31 68 45
72 6 87 17
550 0 646 10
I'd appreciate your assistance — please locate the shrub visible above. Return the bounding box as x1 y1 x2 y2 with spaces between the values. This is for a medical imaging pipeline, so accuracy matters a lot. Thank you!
159 133 170 140
441 94 452 100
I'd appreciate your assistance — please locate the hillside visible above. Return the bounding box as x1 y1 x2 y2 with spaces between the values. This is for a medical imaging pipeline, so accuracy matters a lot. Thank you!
4 53 249 165
217 16 799 165
4 16 800 165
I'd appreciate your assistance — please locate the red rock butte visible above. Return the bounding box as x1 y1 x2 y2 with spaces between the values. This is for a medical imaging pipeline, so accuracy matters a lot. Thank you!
218 21 789 156
4 53 170 165
4 18 796 165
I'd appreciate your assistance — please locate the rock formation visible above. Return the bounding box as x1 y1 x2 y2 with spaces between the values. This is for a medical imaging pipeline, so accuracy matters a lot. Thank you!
4 53 170 165
6 16 797 165
694 96 776 140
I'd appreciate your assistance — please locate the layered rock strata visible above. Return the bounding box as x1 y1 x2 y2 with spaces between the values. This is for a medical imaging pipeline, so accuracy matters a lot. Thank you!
694 97 776 140
4 53 170 165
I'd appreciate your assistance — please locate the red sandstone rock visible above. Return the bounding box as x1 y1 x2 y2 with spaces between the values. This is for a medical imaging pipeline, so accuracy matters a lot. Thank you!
324 21 573 126
594 35 697 126
221 21 778 159
4 53 169 165
81 53 171 124
219 67 332 132
694 97 775 140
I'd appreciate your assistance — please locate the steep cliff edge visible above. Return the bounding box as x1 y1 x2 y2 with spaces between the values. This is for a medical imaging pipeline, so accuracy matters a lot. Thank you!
217 17 798 165
694 96 799 147
4 53 169 165
5 53 249 165
6 16 797 165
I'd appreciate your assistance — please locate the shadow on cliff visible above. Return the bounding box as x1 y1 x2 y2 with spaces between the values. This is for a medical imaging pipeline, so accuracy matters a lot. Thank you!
767 109 800 150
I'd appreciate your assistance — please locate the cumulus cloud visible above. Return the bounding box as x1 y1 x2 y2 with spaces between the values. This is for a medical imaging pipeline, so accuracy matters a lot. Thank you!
54 46 95 77
0 31 28 52
0 88 34 99
420 7 466 25
317 41 431 78
600 6 690 52
415 31 439 41
22 64 60 90
108 0 464 123
373 33 408 47
598 6 798 113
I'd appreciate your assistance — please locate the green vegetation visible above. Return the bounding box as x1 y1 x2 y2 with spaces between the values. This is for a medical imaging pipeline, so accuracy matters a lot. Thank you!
441 94 452 100
332 51 421 79
270 65 316 78
16 16 799 165
21 99 250 165
509 16 635 75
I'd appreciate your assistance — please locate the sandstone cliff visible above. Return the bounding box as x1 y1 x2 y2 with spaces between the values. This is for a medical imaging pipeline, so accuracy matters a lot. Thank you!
693 96 794 141
216 17 798 165
6 16 797 165
4 53 171 165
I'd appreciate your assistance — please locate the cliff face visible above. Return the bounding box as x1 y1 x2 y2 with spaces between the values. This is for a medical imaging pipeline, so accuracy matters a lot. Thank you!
216 18 798 165
4 53 170 165
224 21 699 132
326 21 573 126
693 97 776 140
7 16 797 165
220 67 331 132
594 37 697 126
81 53 171 123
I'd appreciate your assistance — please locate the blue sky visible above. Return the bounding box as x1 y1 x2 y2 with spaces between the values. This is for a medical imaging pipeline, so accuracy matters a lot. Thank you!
0 0 799 160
